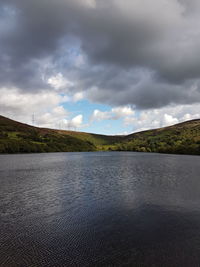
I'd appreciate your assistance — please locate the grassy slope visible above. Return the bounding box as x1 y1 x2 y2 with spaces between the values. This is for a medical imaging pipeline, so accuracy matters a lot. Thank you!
110 119 200 155
0 115 122 153
0 115 200 155
56 130 123 146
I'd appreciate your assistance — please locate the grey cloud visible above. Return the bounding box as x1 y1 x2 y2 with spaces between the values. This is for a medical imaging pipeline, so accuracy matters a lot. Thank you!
85 68 200 109
1 0 200 108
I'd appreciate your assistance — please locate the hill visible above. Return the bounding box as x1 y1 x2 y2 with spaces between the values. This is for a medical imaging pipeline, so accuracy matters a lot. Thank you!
111 119 200 155
0 115 122 153
0 115 200 155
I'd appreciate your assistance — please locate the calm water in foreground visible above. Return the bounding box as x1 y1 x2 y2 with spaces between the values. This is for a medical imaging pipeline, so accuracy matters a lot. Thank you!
0 152 200 267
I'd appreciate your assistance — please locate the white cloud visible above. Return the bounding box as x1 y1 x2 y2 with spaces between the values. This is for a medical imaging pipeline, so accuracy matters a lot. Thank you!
123 103 200 133
52 106 67 116
111 106 134 118
91 106 134 122
0 87 67 115
163 114 178 126
63 115 84 130
47 73 74 91
0 86 78 130
72 114 83 127
72 92 84 102
91 109 111 121
35 113 84 131
36 106 70 128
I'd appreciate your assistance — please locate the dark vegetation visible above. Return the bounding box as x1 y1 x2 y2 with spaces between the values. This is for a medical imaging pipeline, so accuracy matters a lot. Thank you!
0 115 200 155
0 115 121 153
110 119 200 155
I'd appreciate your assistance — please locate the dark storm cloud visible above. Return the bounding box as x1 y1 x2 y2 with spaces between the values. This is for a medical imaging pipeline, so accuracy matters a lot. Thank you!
83 67 200 109
1 0 200 108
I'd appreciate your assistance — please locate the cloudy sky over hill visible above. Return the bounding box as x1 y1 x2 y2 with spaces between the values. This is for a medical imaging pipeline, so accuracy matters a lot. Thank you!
0 0 200 134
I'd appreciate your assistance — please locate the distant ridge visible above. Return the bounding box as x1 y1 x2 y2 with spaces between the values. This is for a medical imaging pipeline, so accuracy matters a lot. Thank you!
114 118 200 155
124 118 200 139
0 115 200 155
0 115 122 153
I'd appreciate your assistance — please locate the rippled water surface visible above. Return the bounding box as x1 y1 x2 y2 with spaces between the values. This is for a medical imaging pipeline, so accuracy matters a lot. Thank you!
0 152 200 266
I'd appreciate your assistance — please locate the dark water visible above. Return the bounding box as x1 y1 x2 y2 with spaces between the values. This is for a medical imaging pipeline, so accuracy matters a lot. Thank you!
0 152 200 267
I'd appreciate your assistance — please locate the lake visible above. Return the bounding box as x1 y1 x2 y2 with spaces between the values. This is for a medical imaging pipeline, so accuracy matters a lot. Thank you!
0 152 200 266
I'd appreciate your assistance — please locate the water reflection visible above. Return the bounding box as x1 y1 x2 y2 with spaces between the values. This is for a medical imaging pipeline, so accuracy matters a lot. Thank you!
0 152 200 266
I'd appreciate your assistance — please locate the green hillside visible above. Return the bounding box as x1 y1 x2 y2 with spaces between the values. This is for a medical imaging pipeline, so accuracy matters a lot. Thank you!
0 115 200 155
110 119 200 155
56 129 123 146
0 115 121 153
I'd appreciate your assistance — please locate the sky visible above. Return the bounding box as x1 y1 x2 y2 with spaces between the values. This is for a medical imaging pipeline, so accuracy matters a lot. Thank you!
0 0 200 135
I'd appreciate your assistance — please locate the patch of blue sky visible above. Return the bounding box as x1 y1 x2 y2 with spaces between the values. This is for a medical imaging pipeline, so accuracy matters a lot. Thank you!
63 99 134 135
